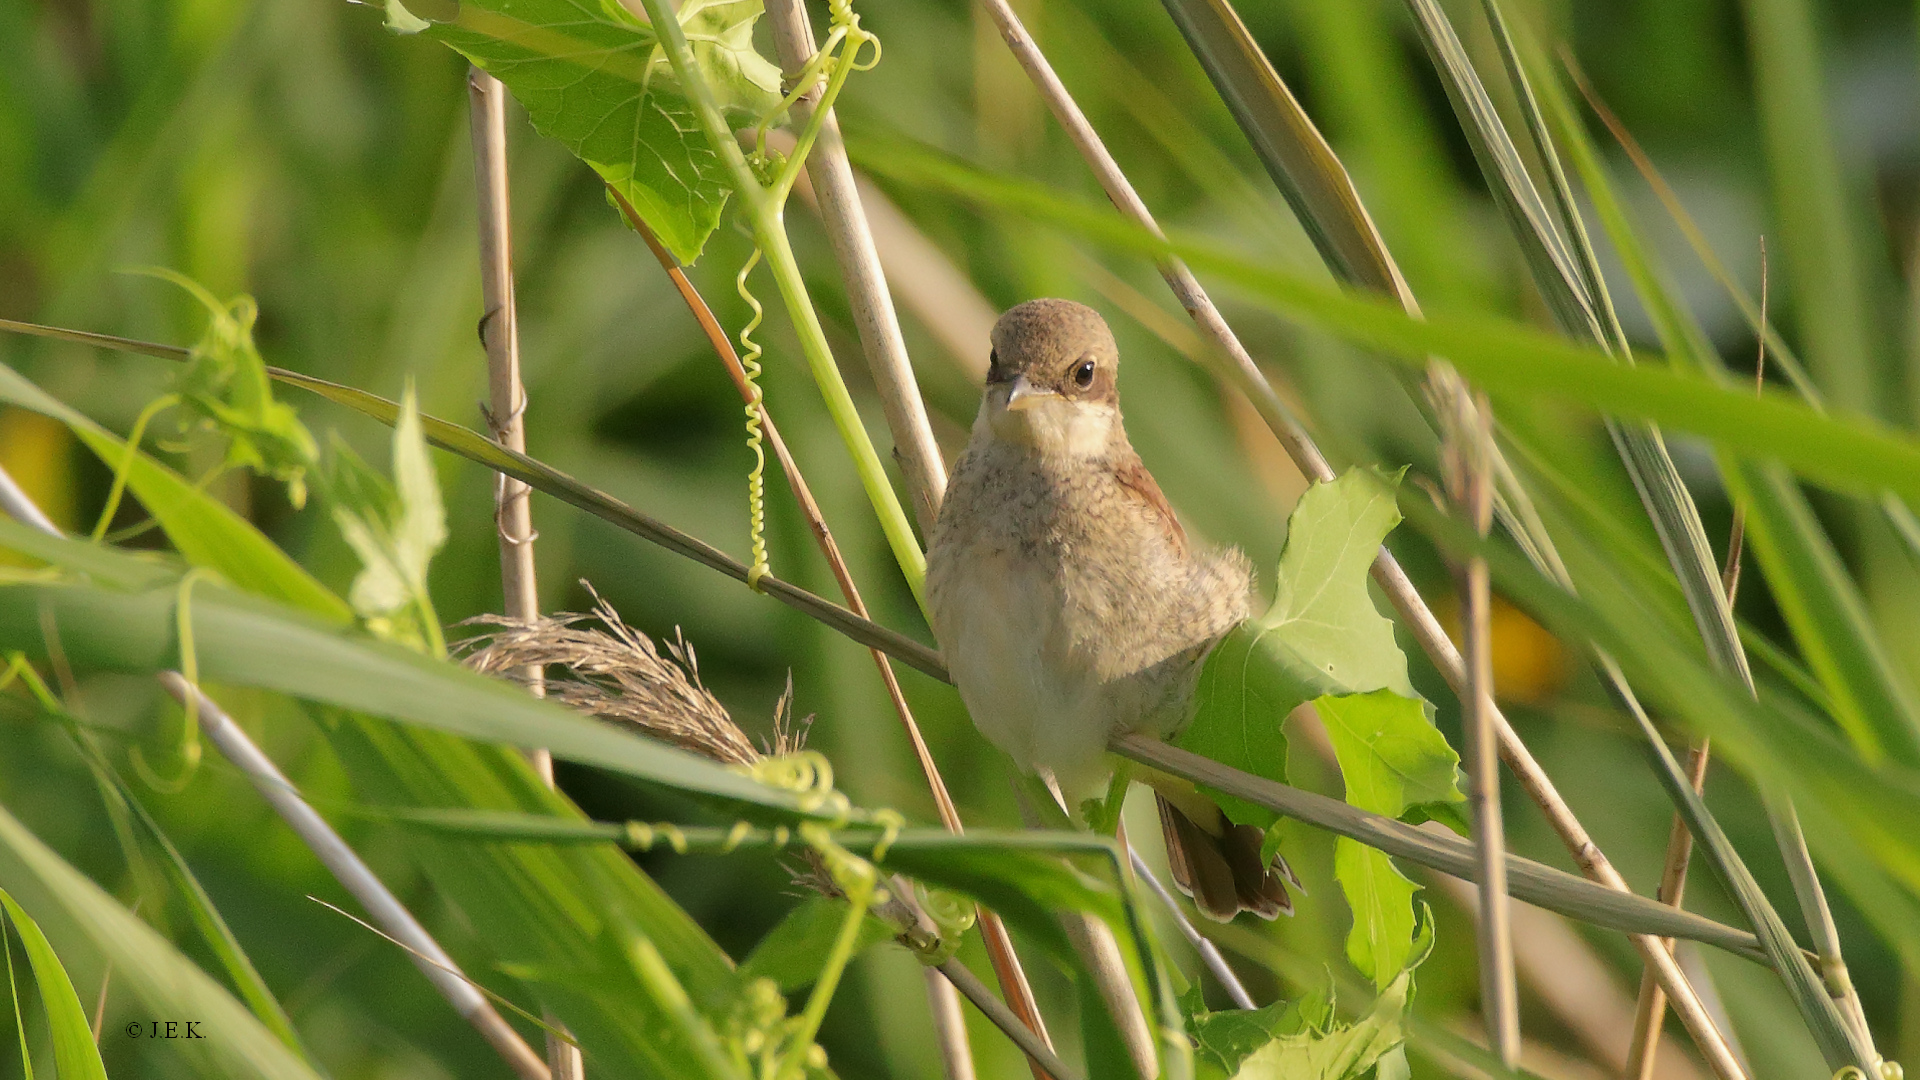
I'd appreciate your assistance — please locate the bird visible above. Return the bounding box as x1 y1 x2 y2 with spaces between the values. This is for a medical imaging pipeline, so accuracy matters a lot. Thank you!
926 298 1295 921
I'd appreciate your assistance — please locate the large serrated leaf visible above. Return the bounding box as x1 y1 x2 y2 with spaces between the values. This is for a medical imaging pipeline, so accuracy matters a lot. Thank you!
1179 470 1460 988
408 0 780 263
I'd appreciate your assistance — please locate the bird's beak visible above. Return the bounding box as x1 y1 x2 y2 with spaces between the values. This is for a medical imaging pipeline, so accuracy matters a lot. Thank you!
1004 374 1060 412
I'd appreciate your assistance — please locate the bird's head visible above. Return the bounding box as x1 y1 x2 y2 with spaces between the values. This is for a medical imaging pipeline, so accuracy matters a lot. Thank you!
979 298 1124 457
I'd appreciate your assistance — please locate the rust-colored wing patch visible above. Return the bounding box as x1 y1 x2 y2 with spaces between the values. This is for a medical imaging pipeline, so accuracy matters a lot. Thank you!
1114 454 1187 555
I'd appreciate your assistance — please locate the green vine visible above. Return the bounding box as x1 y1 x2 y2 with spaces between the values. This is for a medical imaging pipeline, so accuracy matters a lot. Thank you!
674 0 934 614
130 566 217 792
91 393 179 542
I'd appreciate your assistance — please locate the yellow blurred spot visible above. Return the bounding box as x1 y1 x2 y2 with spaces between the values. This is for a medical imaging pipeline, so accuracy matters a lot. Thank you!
0 409 75 542
1437 592 1570 705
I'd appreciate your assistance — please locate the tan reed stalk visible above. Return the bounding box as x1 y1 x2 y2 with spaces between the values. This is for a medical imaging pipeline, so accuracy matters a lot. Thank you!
469 67 580 1080
1445 387 1519 1064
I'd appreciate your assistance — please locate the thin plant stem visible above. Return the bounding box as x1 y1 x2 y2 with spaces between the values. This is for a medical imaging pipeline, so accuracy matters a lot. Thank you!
468 65 577 1080
1128 847 1255 1011
0 314 951 681
632 0 929 615
924 968 977 1080
760 0 947 534
1626 739 1714 1080
1446 388 1519 1065
1110 735 1768 963
937 960 1085 1080
972 2 1742 1070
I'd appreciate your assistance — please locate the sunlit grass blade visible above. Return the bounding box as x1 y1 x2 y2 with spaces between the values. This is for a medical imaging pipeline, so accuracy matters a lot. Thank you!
0 361 348 621
1408 498 1903 1069
852 140 1920 505
0 803 324 1080
0 575 833 821
0 342 944 681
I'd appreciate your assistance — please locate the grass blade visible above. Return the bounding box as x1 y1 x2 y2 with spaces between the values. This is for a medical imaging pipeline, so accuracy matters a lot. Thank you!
0 803 325 1080
0 889 107 1080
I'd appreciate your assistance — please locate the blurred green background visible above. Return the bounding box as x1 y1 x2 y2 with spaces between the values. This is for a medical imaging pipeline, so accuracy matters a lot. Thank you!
1 0 1917 1075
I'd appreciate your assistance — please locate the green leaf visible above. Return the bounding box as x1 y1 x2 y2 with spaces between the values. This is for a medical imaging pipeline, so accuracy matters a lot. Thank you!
740 897 894 993
1181 471 1458 989
135 269 318 509
410 0 780 263
0 804 325 1080
0 565 818 819
0 361 349 622
1226 967 1409 1080
1316 691 1463 827
324 386 448 651
1181 981 1330 1076
1181 468 1426 832
0 888 107 1080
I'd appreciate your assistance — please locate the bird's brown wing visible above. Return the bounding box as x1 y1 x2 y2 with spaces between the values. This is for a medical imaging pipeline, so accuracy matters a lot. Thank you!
1114 455 1187 555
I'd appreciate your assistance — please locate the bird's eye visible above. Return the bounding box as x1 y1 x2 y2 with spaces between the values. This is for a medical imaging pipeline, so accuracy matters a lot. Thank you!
1072 358 1097 388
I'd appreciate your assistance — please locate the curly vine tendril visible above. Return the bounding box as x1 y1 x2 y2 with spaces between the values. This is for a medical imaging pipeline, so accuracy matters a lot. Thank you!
734 248 772 592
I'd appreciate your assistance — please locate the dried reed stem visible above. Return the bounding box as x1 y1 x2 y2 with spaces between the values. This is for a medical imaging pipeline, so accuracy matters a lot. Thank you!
974 4 1741 1072
1445 389 1519 1064
469 68 577 1079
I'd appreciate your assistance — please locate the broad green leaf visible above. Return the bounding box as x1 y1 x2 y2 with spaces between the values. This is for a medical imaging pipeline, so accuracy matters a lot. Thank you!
0 888 107 1080
403 0 781 263
1181 471 1457 989
1330 840 1416 990
1181 980 1330 1076
1228 967 1409 1080
740 897 894 993
1316 692 1462 823
0 804 325 1080
136 269 317 508
1319 690 1456 986
1180 467 1427 833
0 360 349 622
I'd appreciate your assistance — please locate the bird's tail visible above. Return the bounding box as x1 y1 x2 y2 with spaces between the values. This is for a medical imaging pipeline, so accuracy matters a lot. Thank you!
1155 792 1298 922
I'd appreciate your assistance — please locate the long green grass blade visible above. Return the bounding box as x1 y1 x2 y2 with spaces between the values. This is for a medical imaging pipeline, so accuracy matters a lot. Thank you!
0 363 349 622
0 574 829 821
1156 0 1408 300
1740 0 1877 415
853 141 1920 506
0 889 107 1080
0 804 324 1080
1535 59 1920 768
